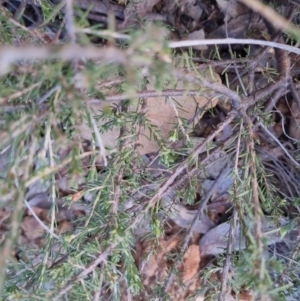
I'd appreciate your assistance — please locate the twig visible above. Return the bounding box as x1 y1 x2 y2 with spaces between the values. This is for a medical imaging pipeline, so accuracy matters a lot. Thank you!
224 5 248 98
218 210 237 301
78 28 130 40
169 98 190 142
132 98 147 172
169 38 300 55
244 114 264 299
64 0 76 44
87 106 108 166
87 90 224 104
218 123 243 301
37 85 61 106
2 38 300 68
259 122 300 167
24 199 60 240
0 87 210 112
245 77 289 109
0 45 127 75
262 87 286 115
0 9 49 43
47 117 58 237
0 82 41 105
110 103 128 217
36 120 58 289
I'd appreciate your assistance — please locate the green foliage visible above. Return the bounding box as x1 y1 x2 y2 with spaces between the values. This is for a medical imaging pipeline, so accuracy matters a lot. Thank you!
0 2 300 301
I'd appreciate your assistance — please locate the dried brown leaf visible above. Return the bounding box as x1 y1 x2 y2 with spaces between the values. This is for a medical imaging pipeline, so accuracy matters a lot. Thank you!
21 216 44 242
71 191 83 202
58 220 74 235
181 244 200 283
216 0 248 20
80 72 220 155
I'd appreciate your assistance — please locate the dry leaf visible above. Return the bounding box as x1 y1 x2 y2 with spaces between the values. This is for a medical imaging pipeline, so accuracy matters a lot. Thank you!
128 234 182 300
237 291 253 301
182 244 201 283
21 216 44 242
199 216 296 256
27 207 48 219
71 191 83 202
187 29 207 50
216 0 248 20
121 0 161 29
180 0 204 28
206 13 266 53
80 72 221 155
58 220 74 235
